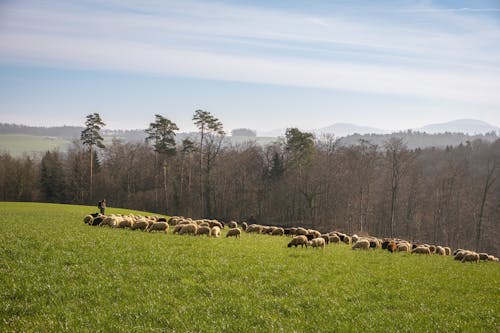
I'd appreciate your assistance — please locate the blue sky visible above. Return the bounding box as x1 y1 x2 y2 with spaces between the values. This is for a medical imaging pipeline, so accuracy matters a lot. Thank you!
1 0 499 133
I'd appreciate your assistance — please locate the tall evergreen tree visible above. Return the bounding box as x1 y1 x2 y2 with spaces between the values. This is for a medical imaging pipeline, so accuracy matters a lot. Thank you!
40 150 66 202
80 113 105 201
145 114 179 212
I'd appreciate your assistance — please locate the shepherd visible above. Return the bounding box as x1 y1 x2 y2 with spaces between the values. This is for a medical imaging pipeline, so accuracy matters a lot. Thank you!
98 199 106 215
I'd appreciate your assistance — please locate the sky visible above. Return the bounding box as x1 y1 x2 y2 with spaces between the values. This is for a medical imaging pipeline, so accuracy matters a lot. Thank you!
0 0 500 133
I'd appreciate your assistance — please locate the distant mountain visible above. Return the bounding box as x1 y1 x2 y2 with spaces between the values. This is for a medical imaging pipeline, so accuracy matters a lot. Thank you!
415 119 500 135
315 123 388 137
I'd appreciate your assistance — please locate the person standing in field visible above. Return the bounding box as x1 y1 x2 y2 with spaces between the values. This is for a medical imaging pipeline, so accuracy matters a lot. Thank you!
98 199 106 215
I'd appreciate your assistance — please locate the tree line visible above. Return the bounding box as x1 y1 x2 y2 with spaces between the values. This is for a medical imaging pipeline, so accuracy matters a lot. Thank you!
1 111 499 255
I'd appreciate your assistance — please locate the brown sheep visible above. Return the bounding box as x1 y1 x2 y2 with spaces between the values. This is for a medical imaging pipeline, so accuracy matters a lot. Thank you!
228 221 238 229
462 252 480 263
329 235 340 244
288 235 308 248
226 228 242 238
131 219 148 231
195 226 211 237
387 241 398 253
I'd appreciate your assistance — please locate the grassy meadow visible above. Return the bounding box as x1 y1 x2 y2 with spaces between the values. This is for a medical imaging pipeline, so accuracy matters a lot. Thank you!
0 134 71 157
0 202 499 332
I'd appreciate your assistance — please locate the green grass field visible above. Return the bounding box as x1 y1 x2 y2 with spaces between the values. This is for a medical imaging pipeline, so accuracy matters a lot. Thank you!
0 134 71 156
0 202 499 332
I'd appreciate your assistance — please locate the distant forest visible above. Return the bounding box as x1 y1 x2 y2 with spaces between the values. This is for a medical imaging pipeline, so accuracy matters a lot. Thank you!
1 122 498 149
0 118 499 256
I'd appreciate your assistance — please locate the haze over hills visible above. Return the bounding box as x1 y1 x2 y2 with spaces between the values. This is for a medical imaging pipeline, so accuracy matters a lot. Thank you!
259 119 500 138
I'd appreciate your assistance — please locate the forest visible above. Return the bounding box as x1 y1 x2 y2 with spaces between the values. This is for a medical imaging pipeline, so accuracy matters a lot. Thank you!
0 111 499 256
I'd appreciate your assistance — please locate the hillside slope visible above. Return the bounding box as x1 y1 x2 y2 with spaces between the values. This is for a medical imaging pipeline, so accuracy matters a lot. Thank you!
1 202 498 332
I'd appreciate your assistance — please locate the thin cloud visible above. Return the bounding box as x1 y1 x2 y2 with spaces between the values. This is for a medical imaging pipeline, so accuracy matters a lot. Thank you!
1 0 499 106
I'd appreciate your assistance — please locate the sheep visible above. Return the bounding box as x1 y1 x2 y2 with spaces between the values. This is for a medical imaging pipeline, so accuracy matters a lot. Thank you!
487 255 499 262
228 221 238 229
320 234 330 245
308 230 321 239
368 238 381 249
309 237 326 249
147 222 169 233
131 219 149 231
117 218 133 229
246 224 262 233
91 215 104 226
287 235 308 248
226 228 241 238
210 226 221 238
208 220 224 230
296 227 308 236
397 242 411 253
271 227 284 236
454 250 467 261
329 235 340 244
387 241 398 253
343 236 352 245
100 216 118 228
83 214 94 225
173 224 184 235
461 252 480 263
196 226 211 237
179 224 198 235
352 239 370 250
351 234 359 243
241 222 248 231
435 246 446 256
478 253 489 261
412 246 431 255
444 247 452 256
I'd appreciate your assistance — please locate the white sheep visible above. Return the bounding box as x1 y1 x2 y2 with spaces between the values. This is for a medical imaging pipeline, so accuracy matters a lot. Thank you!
352 239 370 250
147 222 169 233
179 224 198 235
461 252 480 263
412 246 431 255
210 226 221 238
271 227 284 236
309 237 326 249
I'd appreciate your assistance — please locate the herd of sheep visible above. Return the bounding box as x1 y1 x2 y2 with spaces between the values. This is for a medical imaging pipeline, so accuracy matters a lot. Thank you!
83 213 499 264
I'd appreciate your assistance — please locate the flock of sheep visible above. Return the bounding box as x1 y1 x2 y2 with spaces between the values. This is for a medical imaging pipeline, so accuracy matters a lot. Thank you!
83 213 499 263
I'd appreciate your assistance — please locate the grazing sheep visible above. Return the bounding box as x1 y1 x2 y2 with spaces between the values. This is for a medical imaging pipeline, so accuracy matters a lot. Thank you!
387 241 398 253
271 227 284 236
454 250 468 261
91 215 104 226
352 239 370 250
147 222 169 233
241 222 248 231
428 245 436 254
351 234 359 243
308 230 321 239
296 227 308 236
208 220 224 230
478 253 489 261
309 237 326 249
196 226 211 237
397 243 411 253
199 222 210 227
321 234 330 245
173 224 184 234
381 240 390 250
329 235 340 244
179 224 198 235
226 228 241 238
487 255 499 262
83 214 94 225
157 217 167 222
444 247 452 256
343 236 352 245
287 235 308 248
228 221 238 229
117 218 133 229
210 226 221 238
246 224 262 233
100 216 118 228
435 246 446 256
369 238 380 249
412 246 431 255
131 220 149 231
461 252 480 263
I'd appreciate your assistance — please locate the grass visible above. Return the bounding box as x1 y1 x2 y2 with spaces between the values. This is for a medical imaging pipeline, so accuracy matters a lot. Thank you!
0 134 71 156
0 202 499 332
